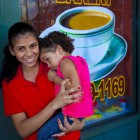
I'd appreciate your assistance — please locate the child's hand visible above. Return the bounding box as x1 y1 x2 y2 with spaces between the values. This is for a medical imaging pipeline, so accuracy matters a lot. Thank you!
47 69 57 82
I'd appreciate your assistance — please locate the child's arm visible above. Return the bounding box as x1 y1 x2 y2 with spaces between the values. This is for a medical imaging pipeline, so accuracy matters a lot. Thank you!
47 69 63 85
48 58 80 89
60 58 80 89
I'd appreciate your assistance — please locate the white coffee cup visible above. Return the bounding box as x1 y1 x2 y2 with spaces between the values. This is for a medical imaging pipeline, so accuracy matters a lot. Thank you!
40 6 115 67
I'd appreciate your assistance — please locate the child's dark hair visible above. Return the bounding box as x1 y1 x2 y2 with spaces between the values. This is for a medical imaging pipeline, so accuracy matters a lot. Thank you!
0 22 38 86
39 31 74 54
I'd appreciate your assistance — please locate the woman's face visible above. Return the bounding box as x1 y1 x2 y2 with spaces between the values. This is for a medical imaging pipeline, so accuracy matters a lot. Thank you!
10 33 39 68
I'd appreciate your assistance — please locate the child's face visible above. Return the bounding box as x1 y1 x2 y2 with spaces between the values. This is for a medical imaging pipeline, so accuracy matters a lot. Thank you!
40 47 62 69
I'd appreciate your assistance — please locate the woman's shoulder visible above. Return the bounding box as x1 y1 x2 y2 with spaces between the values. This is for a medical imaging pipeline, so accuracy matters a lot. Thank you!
2 62 49 88
2 64 21 85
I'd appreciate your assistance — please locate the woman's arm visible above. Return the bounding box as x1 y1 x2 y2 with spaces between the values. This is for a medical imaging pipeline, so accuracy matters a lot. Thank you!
11 79 82 138
11 101 57 138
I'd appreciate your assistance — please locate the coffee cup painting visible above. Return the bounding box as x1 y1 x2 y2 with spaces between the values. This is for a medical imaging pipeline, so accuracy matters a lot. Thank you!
40 6 127 82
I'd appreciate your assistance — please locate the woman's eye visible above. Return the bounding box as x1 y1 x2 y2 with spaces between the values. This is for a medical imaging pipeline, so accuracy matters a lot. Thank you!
31 43 38 48
17 47 24 51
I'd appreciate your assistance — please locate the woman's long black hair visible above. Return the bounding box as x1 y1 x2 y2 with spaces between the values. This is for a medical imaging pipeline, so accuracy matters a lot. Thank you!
0 22 38 86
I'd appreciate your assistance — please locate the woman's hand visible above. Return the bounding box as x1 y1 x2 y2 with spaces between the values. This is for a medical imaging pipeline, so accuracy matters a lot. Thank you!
51 78 82 110
52 116 84 137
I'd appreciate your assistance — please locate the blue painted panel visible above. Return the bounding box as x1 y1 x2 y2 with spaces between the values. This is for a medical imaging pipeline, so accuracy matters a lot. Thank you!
81 122 137 140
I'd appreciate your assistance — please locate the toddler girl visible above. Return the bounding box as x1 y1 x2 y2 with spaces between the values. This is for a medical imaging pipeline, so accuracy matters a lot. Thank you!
38 31 93 140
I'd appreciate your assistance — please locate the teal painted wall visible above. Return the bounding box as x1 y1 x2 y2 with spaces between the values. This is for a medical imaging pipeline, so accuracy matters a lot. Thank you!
81 115 140 140
0 89 21 140
81 122 137 140
0 0 21 139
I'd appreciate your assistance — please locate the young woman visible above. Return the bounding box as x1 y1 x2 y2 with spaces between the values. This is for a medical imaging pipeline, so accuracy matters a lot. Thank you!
0 22 84 140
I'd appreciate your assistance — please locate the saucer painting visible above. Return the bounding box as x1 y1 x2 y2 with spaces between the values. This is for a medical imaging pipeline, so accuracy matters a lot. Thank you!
89 33 127 81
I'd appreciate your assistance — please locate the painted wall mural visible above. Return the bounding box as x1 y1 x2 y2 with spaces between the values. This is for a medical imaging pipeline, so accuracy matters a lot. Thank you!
19 0 133 124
